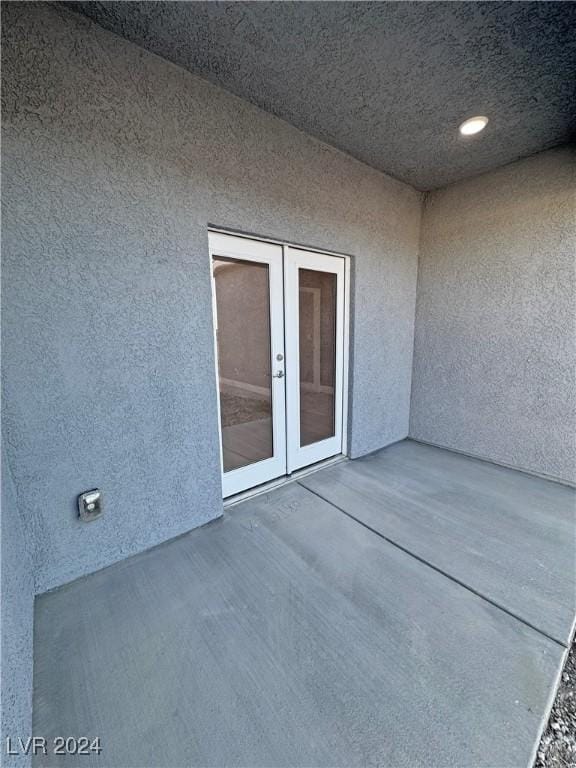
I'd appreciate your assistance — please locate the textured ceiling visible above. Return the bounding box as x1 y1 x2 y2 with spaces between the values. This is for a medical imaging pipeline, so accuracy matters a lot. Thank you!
66 1 576 190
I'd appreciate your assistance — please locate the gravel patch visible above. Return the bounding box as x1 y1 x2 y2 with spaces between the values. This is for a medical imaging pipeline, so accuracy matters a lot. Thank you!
536 639 576 768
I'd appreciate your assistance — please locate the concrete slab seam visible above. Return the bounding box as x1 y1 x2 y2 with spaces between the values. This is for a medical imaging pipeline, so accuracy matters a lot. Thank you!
297 481 568 649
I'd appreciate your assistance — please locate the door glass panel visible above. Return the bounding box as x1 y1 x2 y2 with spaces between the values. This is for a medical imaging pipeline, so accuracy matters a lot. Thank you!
298 269 337 447
213 256 273 472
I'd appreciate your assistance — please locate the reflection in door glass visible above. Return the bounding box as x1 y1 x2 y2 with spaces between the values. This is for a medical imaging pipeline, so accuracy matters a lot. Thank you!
298 269 337 447
213 257 273 472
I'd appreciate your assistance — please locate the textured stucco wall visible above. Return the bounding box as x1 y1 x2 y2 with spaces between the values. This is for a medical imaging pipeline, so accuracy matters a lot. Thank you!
411 147 576 484
1 445 34 767
66 1 576 191
2 3 421 594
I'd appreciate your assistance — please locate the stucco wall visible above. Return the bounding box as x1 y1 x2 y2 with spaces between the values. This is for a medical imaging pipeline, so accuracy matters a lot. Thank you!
2 3 421 593
1 444 34 767
411 147 576 484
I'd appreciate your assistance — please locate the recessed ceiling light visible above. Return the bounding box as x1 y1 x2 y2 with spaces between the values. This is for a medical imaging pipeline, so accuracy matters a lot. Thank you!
459 116 489 136
458 115 488 136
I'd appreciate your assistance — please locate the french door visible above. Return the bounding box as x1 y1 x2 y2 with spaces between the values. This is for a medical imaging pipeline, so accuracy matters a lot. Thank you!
209 231 347 498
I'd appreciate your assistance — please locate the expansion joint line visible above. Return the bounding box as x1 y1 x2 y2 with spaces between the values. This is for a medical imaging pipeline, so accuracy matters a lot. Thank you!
297 481 567 649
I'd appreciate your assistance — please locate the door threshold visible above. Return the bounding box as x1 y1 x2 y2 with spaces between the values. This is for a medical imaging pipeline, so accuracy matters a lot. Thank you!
224 454 348 508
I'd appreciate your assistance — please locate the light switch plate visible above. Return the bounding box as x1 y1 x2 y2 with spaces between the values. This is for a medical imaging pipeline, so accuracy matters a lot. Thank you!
78 489 103 521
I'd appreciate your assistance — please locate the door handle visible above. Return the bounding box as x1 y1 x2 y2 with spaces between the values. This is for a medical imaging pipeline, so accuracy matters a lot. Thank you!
272 370 285 379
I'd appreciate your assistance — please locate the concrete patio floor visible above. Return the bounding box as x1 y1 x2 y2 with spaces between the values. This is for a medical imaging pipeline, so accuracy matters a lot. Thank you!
33 441 575 767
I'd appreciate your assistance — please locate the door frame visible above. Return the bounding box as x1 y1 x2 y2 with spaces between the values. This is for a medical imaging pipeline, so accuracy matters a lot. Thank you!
208 227 351 499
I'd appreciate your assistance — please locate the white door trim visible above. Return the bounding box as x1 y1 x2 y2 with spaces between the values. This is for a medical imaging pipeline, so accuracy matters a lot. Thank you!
209 231 286 498
208 225 354 260
208 229 350 498
284 247 346 473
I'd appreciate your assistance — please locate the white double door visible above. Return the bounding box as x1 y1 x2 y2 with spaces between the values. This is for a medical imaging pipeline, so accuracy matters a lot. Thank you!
210 231 347 497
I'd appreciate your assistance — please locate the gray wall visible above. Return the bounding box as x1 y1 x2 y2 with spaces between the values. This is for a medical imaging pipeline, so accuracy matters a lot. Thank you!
2 3 421 594
1 444 34 767
411 147 576 484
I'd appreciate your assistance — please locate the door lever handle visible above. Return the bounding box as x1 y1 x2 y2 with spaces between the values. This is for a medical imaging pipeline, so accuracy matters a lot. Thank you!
272 370 285 379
